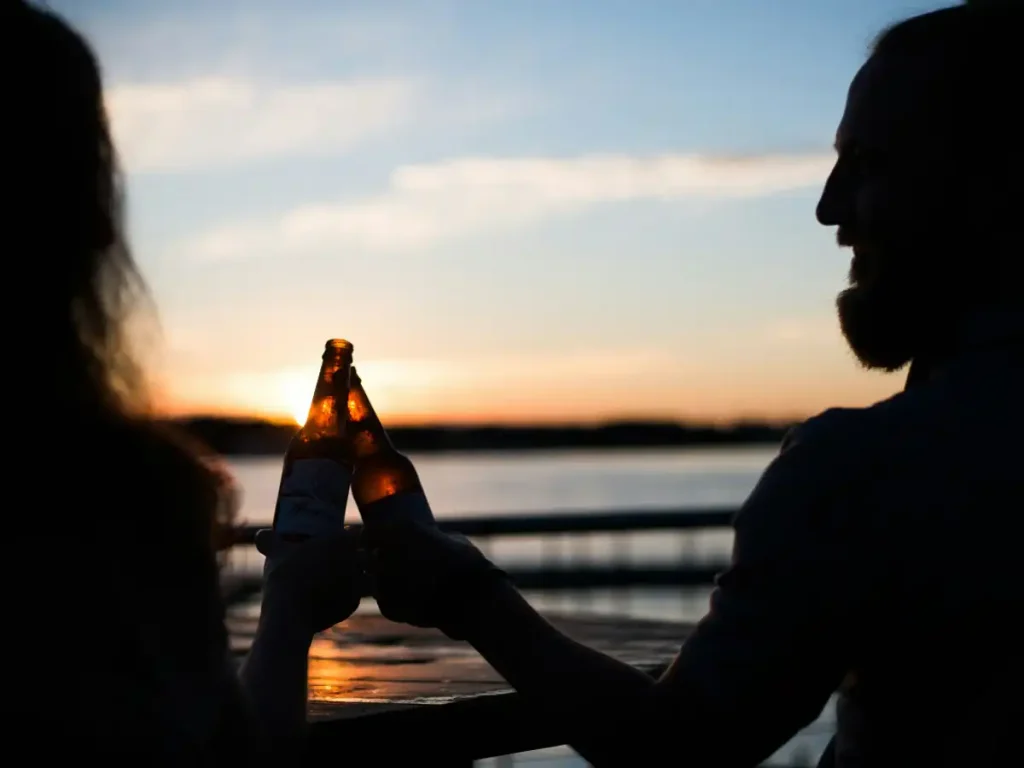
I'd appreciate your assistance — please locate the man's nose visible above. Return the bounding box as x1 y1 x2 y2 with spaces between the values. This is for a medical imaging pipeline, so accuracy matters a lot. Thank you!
816 164 844 227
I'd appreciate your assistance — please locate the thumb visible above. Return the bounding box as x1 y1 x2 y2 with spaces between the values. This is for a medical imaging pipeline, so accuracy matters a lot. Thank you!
254 528 276 557
360 519 404 549
357 548 377 597
313 526 363 557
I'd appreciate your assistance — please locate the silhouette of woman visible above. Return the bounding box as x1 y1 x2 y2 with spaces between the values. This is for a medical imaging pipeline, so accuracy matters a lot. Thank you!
3 2 361 762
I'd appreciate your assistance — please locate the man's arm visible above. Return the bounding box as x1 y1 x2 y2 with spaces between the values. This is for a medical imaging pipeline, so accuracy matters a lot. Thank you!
459 410 874 766
460 579 662 764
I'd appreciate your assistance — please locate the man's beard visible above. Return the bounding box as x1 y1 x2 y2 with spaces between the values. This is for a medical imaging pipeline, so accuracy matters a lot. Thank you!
837 277 919 371
836 247 956 373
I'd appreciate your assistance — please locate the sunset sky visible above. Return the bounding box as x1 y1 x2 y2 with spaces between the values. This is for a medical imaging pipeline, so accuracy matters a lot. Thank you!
55 0 944 425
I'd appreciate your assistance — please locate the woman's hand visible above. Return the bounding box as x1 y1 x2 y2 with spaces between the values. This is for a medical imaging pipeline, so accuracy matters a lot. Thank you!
255 528 363 635
240 528 362 752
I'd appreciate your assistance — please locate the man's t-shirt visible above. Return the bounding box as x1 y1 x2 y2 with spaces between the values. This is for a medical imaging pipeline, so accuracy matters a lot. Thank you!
660 308 1023 767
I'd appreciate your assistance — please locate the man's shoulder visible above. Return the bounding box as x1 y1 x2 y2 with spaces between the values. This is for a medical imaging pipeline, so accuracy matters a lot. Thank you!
749 409 855 502
781 404 877 455
749 401 904 511
733 387 957 566
733 405 882 565
783 386 926 455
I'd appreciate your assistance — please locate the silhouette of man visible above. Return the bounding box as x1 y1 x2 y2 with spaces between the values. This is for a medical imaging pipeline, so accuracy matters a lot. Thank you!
368 3 1023 765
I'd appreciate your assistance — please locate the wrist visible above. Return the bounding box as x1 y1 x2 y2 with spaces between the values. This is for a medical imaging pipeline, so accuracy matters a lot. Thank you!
257 587 317 644
436 563 512 641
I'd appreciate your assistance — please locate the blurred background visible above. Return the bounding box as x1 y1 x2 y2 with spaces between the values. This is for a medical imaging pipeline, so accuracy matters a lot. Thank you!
58 0 941 427
53 1 951 765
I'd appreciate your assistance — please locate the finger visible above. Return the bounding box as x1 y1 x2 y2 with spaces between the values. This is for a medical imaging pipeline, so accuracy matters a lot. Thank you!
253 528 276 557
354 546 374 573
449 532 477 548
381 519 434 547
360 565 377 598
359 520 401 549
361 548 381 597
313 527 361 555
341 525 367 551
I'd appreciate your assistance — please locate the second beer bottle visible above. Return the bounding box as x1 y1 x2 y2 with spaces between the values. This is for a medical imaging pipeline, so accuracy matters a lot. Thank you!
272 339 354 541
347 368 436 527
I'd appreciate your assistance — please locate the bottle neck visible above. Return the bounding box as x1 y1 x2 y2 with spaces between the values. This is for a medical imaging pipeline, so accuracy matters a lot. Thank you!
347 375 395 457
300 347 352 439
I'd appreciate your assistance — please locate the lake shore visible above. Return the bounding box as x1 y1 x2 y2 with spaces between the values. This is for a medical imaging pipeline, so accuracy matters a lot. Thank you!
169 416 792 456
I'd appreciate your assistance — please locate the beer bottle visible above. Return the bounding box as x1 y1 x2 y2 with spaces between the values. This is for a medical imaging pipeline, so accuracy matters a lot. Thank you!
272 339 354 541
347 368 435 527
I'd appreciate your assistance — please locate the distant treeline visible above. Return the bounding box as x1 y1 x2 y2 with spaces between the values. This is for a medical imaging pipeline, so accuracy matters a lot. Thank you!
167 416 794 456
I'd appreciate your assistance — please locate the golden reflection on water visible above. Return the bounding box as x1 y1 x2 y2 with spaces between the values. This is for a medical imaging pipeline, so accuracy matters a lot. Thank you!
308 659 373 701
307 637 375 701
307 636 419 702
305 634 504 704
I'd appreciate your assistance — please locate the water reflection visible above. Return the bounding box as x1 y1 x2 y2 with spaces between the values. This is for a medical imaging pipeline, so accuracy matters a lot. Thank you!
305 621 507 705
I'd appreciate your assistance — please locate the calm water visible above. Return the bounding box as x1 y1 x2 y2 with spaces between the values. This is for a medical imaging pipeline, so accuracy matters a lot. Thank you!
228 445 775 521
226 446 832 766
226 446 772 622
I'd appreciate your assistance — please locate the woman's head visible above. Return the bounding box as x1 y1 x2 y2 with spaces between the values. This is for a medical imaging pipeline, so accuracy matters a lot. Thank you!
6 1 148 417
5 2 237 548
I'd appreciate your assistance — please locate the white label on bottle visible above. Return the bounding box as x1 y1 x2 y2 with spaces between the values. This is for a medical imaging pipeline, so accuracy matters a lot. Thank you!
275 458 351 537
360 491 435 527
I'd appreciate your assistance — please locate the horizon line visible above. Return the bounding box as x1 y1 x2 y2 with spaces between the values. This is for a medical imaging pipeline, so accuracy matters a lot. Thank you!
160 411 803 429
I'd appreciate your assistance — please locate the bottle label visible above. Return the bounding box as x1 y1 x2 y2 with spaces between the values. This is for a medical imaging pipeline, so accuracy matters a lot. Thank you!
274 458 351 537
360 491 435 527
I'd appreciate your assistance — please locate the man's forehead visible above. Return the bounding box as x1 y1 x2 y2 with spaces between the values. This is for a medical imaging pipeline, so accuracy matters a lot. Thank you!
835 51 947 151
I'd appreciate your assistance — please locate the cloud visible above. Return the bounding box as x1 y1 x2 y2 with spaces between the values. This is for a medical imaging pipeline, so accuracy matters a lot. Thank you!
183 152 834 261
106 76 419 173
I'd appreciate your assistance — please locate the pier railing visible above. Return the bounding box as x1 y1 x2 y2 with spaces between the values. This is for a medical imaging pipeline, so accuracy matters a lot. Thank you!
224 506 737 600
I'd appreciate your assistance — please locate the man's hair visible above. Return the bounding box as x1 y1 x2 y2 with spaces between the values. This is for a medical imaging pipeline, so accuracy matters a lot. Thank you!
875 0 1024 51
876 2 1023 296
872 2 1023 147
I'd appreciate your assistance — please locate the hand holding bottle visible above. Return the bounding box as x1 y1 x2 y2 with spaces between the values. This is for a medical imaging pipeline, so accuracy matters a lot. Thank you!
256 527 364 634
258 339 361 634
365 521 508 640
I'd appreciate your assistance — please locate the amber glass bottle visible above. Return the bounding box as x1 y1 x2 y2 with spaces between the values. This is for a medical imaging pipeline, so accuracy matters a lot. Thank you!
347 368 435 527
272 339 354 540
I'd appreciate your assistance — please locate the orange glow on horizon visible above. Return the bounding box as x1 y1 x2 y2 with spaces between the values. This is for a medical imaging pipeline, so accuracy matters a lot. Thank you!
153 400 824 428
152 353 903 427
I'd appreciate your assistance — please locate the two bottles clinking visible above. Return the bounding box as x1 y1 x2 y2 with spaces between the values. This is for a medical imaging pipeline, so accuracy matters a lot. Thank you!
271 339 434 541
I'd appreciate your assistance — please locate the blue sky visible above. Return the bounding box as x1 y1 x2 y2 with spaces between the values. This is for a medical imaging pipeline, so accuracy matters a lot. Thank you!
52 0 947 424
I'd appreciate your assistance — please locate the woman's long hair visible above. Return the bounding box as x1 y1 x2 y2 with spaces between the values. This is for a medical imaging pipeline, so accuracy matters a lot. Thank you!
6 1 236 549
5 5 248 754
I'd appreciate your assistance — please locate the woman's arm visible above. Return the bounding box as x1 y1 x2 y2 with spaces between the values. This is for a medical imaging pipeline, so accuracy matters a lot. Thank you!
238 588 316 758
237 529 363 761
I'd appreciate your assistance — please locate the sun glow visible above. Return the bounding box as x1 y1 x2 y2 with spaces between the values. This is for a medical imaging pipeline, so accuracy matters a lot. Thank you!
280 369 316 426
272 361 420 426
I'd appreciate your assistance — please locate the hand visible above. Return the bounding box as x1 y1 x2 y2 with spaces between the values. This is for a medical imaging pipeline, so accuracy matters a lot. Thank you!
255 528 364 635
366 521 506 639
